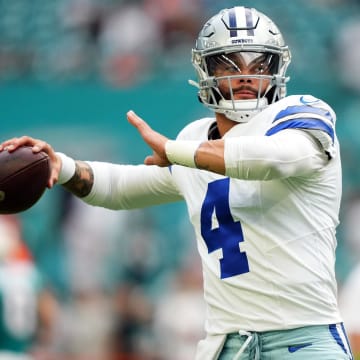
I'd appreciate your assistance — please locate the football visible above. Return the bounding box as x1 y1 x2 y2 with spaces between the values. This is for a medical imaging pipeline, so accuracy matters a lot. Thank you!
0 146 50 214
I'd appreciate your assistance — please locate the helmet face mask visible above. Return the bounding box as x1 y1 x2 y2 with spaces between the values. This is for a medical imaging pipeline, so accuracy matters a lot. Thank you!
206 52 280 78
191 7 291 122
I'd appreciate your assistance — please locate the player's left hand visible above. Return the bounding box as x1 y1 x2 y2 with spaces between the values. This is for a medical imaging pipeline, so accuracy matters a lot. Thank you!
127 110 171 167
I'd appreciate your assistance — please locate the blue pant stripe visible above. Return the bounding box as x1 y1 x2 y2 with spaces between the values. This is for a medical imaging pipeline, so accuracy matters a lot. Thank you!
329 324 348 356
340 323 354 360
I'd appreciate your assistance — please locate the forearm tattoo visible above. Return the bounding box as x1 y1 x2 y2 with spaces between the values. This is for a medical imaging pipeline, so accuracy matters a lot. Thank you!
63 160 94 198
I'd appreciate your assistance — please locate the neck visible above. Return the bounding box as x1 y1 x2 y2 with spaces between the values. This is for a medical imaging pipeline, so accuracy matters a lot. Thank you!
215 112 239 137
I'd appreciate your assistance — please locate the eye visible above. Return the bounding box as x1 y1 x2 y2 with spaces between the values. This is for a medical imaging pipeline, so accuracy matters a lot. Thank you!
250 54 278 75
224 65 240 73
249 57 269 74
254 63 268 74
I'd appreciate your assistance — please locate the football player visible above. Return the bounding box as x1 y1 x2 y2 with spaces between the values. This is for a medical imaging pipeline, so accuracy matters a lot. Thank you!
0 6 353 360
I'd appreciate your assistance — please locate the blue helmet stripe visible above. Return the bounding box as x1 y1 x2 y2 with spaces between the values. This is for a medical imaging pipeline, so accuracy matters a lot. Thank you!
274 105 334 124
245 7 255 36
265 118 334 143
229 8 238 37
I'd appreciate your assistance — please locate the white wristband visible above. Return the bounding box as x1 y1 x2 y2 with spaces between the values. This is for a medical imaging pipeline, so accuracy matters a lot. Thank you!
56 152 76 184
165 140 201 168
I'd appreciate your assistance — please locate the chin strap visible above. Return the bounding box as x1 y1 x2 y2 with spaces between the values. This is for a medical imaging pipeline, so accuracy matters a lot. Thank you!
218 97 268 123
222 108 261 123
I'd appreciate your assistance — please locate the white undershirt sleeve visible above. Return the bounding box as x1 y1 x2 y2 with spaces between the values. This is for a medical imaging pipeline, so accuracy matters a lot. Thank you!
82 162 183 209
224 129 328 180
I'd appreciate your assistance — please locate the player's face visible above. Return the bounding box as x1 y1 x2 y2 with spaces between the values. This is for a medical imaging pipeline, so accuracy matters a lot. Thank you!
207 52 278 100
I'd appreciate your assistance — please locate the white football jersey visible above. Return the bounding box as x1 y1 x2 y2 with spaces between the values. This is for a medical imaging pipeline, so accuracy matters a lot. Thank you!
84 94 342 334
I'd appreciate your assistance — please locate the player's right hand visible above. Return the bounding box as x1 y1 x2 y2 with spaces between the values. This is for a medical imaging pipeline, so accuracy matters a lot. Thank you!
0 136 62 188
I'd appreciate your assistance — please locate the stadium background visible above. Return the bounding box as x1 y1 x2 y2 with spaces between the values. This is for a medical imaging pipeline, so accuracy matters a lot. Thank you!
1 0 360 358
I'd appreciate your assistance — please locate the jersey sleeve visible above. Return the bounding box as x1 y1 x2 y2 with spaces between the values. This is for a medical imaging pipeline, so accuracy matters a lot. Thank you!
82 162 183 210
265 96 337 158
224 129 328 180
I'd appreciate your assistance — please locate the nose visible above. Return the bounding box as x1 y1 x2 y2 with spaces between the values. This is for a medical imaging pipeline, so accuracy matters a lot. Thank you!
239 76 252 83
238 66 253 83
238 72 253 83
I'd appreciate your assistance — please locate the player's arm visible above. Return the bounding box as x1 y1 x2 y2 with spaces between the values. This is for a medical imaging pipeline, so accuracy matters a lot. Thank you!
56 151 183 208
0 135 182 208
56 158 94 197
169 131 327 180
223 130 328 180
80 162 183 209
128 111 328 180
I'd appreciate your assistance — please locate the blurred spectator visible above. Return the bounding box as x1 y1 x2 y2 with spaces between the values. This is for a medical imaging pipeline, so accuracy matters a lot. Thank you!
143 0 205 75
152 253 205 360
340 192 360 259
109 209 177 360
0 0 206 83
53 0 105 78
334 15 360 93
110 282 155 360
50 291 113 360
49 194 127 359
98 1 162 87
0 215 58 360
144 0 204 48
338 192 360 358
331 7 360 194
61 194 125 294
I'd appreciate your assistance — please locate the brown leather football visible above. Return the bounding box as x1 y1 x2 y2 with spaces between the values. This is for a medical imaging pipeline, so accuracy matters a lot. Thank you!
0 146 50 214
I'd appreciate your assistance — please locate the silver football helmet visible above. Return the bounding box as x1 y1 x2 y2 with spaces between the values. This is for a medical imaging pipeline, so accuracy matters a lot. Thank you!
190 6 291 122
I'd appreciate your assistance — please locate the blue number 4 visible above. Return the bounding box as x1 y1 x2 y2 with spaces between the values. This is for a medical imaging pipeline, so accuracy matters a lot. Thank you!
200 178 250 279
